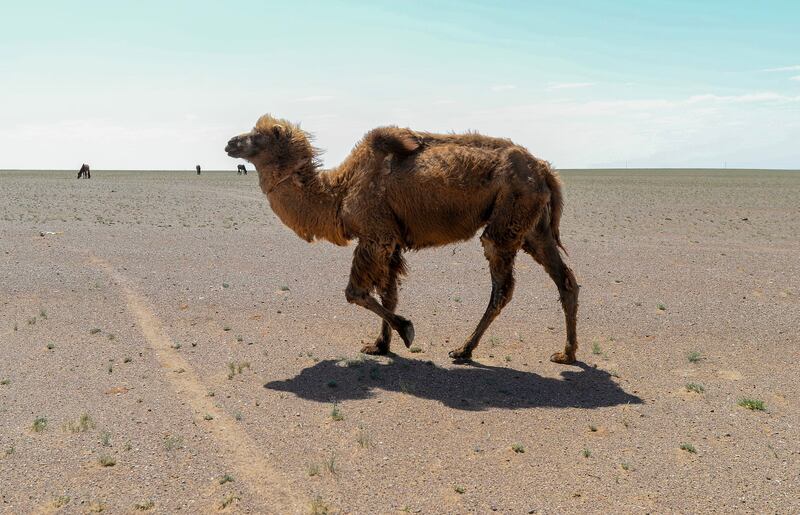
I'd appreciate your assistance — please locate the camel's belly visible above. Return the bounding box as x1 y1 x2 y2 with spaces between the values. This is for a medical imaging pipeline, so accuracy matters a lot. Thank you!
392 195 493 249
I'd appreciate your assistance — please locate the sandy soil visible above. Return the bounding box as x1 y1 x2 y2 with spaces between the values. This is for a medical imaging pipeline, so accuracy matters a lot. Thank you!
1 169 798 514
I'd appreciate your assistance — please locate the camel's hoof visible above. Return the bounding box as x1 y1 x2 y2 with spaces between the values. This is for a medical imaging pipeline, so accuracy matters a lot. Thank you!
550 352 576 364
360 342 389 355
448 348 472 363
398 320 415 348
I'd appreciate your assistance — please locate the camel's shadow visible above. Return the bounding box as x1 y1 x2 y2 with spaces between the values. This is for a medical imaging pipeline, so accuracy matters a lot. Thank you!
264 354 642 411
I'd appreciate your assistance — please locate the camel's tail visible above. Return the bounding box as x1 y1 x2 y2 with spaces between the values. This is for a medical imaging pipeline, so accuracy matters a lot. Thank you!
543 163 567 254
365 127 421 160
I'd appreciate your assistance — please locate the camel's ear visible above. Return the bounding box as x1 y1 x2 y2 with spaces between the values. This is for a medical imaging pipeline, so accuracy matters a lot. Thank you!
272 125 286 140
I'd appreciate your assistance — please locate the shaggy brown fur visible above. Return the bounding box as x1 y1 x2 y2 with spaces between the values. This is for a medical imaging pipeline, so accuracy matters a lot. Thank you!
225 115 579 363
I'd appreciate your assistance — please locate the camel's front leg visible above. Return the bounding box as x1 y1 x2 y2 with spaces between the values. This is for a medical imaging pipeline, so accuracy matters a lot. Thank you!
345 242 414 352
361 247 406 355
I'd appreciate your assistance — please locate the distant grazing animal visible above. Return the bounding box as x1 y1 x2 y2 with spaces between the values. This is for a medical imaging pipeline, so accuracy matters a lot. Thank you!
225 115 579 364
196 165 201 175
77 163 91 179
237 164 247 175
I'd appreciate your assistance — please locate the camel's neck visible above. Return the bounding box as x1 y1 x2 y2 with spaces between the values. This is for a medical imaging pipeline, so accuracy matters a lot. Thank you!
260 163 350 246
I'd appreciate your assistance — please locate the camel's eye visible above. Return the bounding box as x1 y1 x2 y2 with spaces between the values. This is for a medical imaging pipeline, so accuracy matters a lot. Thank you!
252 133 269 149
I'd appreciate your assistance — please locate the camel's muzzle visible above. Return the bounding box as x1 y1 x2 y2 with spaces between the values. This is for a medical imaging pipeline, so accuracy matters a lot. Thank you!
225 136 247 158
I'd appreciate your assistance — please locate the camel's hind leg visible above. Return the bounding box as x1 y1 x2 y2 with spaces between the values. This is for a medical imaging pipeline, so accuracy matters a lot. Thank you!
346 241 414 352
523 231 579 363
361 247 405 355
448 234 518 361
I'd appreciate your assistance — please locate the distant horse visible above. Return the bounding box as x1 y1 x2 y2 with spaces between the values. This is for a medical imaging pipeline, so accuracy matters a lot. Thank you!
196 165 201 175
77 163 91 179
237 164 247 175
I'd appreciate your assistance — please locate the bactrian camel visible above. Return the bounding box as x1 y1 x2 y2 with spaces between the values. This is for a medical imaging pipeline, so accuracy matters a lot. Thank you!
225 115 579 363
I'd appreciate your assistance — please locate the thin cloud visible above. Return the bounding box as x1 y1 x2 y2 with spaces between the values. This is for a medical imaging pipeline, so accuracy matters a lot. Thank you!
547 82 595 90
490 84 516 92
762 65 800 72
791 75 800 82
686 92 800 104
292 95 335 102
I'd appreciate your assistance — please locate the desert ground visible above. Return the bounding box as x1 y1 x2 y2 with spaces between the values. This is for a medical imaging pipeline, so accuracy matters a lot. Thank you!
0 168 798 514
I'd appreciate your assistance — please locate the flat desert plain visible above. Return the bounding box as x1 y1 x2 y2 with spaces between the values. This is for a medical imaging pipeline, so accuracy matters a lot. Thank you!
1 169 798 514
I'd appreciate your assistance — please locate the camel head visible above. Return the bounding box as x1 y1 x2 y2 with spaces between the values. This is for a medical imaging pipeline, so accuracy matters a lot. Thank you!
225 115 318 172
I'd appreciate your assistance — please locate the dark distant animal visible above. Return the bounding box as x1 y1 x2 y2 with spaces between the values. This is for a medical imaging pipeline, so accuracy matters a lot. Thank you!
237 164 247 175
196 165 201 175
225 114 579 364
77 163 90 179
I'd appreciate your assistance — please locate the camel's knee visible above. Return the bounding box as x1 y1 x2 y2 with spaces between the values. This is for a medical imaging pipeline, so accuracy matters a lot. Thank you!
345 284 368 305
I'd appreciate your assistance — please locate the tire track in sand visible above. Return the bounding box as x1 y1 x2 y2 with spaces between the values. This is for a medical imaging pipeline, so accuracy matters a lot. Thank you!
89 256 304 514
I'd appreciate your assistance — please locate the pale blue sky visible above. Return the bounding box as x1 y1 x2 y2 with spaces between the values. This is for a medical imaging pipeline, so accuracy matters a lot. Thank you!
1 0 798 169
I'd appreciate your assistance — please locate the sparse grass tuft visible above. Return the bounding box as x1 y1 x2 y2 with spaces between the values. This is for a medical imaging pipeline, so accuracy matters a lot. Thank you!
409 346 423 353
357 427 370 448
589 425 598 432
100 431 111 447
0 379 10 386
203 413 214 421
52 496 70 508
98 455 116 467
280 285 290 291
219 474 234 485
511 443 525 453
64 413 94 433
738 398 766 411
223 326 231 332
324 453 337 475
338 355 365 368
582 448 591 458
46 342 55 350
680 442 696 454
39 309 47 319
89 328 101 335
219 494 240 509
32 417 48 432
309 495 329 514
621 462 631 471
227 361 251 379
687 351 701 363
657 303 666 311
686 383 705 393
307 463 320 476
592 342 602 355
123 356 132 363
454 485 465 494
134 500 155 511
164 435 184 450
330 403 344 421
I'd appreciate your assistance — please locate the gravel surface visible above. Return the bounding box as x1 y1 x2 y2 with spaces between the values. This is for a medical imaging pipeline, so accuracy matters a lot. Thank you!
1 169 798 513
